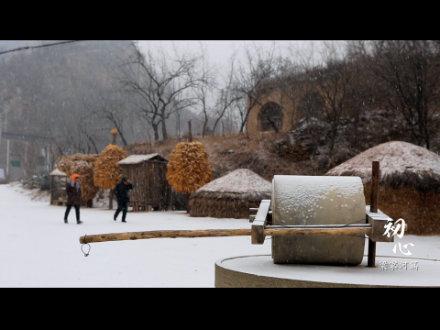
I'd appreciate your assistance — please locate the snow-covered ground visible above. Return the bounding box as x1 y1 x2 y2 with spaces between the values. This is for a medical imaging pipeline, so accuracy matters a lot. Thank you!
0 184 270 287
0 183 439 287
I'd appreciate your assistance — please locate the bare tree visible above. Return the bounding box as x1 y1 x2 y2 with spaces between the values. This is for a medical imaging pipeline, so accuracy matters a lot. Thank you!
195 79 213 137
277 47 318 127
312 54 355 153
83 89 132 147
193 55 215 137
211 59 243 134
367 40 440 149
232 45 284 133
118 46 204 141
194 55 241 136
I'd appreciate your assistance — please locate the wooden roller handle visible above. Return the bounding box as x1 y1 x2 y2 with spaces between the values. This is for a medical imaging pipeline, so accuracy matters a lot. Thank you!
80 229 252 244
80 226 371 244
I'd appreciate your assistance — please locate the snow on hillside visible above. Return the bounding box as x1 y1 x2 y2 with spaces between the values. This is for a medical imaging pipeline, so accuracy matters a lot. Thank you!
0 183 439 287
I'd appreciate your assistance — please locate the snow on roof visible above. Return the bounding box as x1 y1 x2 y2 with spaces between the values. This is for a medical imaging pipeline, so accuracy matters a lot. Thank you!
49 168 67 176
195 169 271 195
118 153 166 165
326 141 440 188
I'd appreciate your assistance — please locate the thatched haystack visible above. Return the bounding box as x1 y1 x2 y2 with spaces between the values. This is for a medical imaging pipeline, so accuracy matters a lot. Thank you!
166 141 212 194
58 153 98 169
94 144 127 190
189 169 271 219
327 141 440 235
57 153 99 206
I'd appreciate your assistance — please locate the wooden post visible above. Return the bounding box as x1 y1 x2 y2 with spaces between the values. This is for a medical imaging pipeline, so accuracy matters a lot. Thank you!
185 192 191 214
188 121 192 142
370 161 380 213
50 175 54 205
111 128 118 145
368 161 380 267
109 189 114 210
251 199 270 244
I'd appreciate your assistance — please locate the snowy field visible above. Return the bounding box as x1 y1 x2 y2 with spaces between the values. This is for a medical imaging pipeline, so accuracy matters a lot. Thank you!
0 183 440 287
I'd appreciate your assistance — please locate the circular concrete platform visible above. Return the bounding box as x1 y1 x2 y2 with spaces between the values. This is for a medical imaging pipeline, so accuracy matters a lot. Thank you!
215 254 440 287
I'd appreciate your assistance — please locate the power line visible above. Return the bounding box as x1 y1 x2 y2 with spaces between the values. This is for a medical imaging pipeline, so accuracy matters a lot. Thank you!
0 40 83 56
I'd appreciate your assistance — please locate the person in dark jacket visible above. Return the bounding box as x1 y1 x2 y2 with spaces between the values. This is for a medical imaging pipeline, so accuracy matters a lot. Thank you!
64 173 82 224
114 177 133 223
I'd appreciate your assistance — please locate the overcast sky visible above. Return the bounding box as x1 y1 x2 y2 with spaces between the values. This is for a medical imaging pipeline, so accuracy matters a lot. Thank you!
0 40 346 69
137 40 346 71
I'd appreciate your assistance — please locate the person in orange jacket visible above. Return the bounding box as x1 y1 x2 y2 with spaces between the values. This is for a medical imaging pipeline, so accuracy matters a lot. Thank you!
64 173 82 224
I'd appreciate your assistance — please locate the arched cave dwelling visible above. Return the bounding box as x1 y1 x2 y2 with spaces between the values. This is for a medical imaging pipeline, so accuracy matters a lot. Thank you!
258 102 284 132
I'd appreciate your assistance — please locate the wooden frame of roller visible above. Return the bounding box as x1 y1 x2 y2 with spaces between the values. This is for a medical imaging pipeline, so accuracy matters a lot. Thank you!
250 161 393 267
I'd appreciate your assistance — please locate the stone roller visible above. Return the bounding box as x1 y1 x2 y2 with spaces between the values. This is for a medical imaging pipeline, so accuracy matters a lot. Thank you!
80 162 394 267
249 161 393 266
270 175 367 265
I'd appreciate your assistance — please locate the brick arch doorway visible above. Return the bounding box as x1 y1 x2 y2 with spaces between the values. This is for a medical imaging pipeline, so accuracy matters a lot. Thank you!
258 102 284 132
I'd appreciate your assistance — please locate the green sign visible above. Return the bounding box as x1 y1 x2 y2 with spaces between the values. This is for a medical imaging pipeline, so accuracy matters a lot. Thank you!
11 160 21 168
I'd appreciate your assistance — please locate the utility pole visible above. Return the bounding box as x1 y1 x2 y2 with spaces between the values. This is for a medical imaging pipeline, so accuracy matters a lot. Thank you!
0 109 10 179
6 140 10 178
0 111 3 163
0 110 5 177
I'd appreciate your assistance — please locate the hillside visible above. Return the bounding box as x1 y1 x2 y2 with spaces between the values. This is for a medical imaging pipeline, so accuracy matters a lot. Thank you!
126 133 322 181
125 109 440 182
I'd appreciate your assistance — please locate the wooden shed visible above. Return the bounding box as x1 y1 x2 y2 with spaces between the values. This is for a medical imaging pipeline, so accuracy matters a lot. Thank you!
50 168 67 206
118 153 172 211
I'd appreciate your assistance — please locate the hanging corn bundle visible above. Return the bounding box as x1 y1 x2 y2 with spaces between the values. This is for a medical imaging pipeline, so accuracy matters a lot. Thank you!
93 144 127 209
166 141 212 211
57 154 99 206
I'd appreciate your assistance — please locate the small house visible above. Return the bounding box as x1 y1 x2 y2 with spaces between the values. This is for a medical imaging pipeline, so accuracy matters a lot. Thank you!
50 168 67 206
118 153 172 211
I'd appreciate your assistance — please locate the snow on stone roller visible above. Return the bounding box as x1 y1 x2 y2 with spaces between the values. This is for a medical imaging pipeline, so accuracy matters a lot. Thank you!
80 161 394 269
271 175 367 265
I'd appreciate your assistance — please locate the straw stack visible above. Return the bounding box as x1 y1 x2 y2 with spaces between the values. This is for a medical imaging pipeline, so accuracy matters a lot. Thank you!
57 154 99 204
166 141 212 194
93 144 127 190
